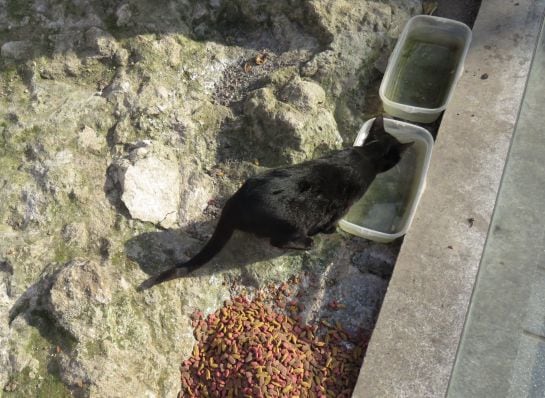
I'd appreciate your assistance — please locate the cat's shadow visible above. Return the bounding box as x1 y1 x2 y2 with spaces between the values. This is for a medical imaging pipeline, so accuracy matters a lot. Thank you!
125 219 294 286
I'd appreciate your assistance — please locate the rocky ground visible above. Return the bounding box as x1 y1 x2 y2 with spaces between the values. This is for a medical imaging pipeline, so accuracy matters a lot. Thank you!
0 0 422 396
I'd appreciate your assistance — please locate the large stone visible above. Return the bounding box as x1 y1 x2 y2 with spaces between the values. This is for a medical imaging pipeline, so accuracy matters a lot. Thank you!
279 76 328 112
40 259 193 397
119 152 181 228
244 76 342 166
48 260 112 339
303 0 422 135
114 141 215 228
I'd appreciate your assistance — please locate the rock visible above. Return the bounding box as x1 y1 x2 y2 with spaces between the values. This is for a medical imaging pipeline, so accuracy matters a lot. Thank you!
0 262 13 390
113 139 214 228
8 188 45 230
42 150 87 198
351 242 399 279
135 83 173 116
102 70 133 100
192 3 209 20
39 259 185 397
77 126 106 154
244 76 342 166
118 151 181 228
48 260 112 338
178 166 215 227
85 27 119 59
279 76 327 112
113 48 129 67
63 53 83 77
116 4 132 27
1 41 32 60
0 0 418 395
62 222 89 248
302 0 422 136
111 116 136 145
159 36 183 68
124 230 200 272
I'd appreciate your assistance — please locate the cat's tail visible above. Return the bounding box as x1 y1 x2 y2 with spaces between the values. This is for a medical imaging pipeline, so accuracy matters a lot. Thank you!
137 201 236 291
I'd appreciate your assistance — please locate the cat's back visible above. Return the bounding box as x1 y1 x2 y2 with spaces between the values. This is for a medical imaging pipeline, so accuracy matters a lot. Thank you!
238 148 374 201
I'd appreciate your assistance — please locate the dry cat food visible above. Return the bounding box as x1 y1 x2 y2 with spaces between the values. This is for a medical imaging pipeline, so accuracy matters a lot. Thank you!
180 290 368 398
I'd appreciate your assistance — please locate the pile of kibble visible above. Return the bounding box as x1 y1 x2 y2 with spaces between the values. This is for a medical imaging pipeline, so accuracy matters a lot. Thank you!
179 287 369 398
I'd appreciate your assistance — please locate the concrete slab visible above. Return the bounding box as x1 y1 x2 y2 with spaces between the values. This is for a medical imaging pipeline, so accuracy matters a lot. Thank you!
352 0 545 397
447 18 545 395
507 334 545 398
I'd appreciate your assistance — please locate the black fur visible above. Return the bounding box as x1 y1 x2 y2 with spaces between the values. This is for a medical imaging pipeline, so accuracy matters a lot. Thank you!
138 116 411 290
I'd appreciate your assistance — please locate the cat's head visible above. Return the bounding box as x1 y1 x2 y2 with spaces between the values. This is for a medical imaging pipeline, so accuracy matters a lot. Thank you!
363 115 413 172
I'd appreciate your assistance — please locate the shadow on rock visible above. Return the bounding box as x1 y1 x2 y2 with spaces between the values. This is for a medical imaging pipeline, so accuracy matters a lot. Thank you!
125 220 291 284
0 0 330 66
8 267 88 397
279 234 403 334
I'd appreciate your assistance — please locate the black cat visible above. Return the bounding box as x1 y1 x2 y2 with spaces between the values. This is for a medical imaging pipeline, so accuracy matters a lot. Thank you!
138 116 411 290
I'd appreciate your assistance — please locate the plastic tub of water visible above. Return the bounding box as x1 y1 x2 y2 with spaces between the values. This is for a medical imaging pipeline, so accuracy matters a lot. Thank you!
379 15 472 123
339 117 433 243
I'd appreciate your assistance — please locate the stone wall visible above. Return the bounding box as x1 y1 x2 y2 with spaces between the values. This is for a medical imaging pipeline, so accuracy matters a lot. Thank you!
0 0 420 396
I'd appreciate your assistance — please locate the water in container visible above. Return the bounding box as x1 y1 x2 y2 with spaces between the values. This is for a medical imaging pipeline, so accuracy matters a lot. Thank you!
343 143 420 233
386 32 464 109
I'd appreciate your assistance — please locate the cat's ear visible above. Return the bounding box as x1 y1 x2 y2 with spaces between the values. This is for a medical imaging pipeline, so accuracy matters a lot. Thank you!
369 115 385 137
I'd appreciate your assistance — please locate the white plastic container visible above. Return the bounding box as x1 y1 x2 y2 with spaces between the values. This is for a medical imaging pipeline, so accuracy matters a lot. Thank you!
379 15 472 123
339 118 433 242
